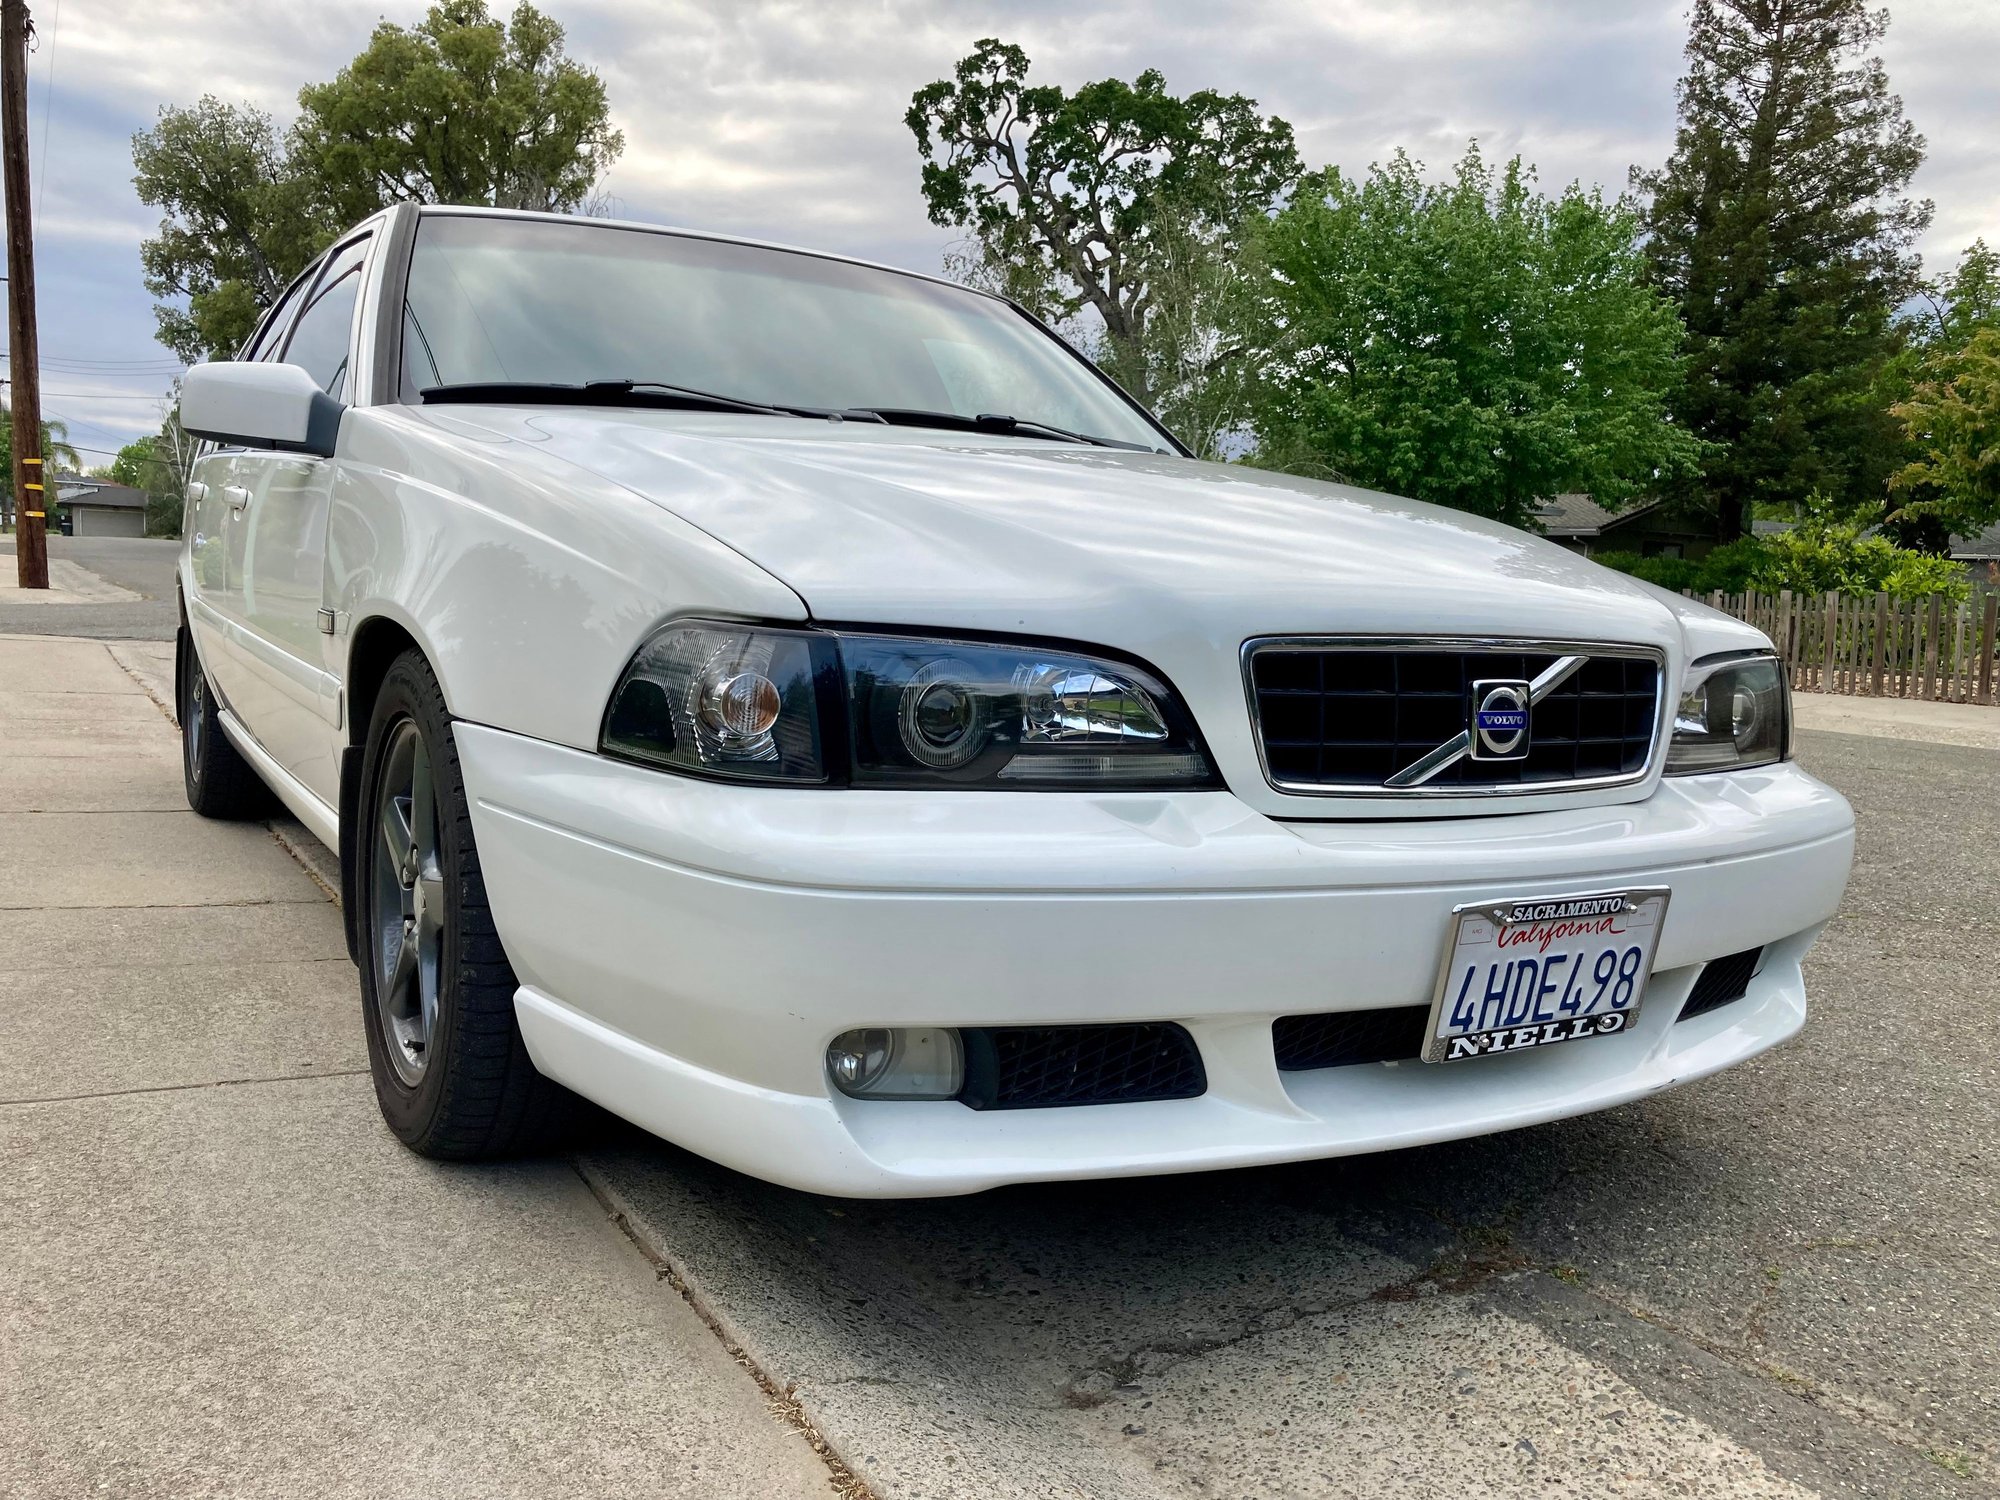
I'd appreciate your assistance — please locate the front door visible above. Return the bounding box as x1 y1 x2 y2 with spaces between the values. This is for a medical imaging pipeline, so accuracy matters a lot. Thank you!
233 232 372 809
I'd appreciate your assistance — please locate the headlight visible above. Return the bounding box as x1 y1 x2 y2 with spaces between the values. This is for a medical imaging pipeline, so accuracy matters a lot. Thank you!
602 620 1220 790
1665 653 1789 774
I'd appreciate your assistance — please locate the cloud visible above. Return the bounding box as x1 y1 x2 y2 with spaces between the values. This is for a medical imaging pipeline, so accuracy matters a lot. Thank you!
18 0 1997 450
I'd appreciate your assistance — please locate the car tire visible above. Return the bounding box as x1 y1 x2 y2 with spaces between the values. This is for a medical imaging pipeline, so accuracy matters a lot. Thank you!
356 647 572 1158
178 625 273 819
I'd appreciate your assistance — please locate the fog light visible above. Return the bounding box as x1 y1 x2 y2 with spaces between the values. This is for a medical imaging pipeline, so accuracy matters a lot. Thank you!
826 1027 963 1099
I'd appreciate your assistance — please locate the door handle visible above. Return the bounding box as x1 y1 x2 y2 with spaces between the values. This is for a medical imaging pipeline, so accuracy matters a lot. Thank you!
222 485 252 512
186 481 209 503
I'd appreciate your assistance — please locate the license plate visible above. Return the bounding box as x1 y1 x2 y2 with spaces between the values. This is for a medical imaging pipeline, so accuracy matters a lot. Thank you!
1423 887 1670 1063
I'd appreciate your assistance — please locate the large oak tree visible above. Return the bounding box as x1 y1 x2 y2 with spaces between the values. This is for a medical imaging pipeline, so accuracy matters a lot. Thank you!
133 1 621 362
908 39 1299 417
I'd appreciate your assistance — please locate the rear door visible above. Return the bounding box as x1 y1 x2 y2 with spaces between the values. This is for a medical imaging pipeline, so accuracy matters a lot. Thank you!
234 232 373 807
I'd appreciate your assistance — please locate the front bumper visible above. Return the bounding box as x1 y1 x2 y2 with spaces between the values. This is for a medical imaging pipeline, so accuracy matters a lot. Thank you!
456 723 1855 1197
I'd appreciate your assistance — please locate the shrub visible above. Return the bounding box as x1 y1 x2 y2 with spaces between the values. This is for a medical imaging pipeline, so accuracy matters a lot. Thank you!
1752 517 1969 602
1588 506 1969 603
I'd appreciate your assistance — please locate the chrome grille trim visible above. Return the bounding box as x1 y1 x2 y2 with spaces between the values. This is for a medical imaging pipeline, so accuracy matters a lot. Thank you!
1241 636 1670 798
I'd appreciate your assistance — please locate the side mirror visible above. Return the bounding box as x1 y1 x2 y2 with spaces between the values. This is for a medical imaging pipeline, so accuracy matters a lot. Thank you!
181 362 344 458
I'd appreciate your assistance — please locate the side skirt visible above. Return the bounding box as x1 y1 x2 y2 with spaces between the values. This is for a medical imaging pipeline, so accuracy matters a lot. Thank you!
216 708 340 851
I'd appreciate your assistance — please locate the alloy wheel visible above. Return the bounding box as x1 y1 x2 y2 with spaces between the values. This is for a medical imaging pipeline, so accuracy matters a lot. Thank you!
370 718 445 1087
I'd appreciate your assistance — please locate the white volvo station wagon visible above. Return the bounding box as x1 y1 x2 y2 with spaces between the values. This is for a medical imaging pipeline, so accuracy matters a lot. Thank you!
176 205 1855 1197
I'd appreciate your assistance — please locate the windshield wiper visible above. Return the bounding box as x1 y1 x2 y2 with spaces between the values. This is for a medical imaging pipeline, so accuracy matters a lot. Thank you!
419 379 821 419
839 407 1158 451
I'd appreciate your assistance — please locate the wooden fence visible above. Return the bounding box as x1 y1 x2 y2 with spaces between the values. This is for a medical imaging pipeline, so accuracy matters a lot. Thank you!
1692 590 2000 704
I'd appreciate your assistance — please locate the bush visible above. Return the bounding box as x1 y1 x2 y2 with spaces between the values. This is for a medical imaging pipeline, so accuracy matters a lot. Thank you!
1589 546 1747 596
1752 518 1970 603
1589 513 1969 603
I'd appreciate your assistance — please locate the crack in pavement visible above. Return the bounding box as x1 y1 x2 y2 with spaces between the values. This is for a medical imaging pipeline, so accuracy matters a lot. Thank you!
1 1068 369 1108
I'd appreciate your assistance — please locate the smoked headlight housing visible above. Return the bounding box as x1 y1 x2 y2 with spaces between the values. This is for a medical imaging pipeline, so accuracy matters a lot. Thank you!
601 621 1220 790
1664 653 1789 774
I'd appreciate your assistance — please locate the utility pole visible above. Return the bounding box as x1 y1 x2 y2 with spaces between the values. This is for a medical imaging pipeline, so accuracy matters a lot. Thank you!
2 0 45 588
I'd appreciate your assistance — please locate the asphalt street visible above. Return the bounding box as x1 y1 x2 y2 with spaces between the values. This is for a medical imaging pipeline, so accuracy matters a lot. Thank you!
0 536 180 639
3 547 1994 1498
577 716 1998 1499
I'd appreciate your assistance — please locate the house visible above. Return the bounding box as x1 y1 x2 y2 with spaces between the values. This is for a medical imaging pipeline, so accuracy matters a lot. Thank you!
1534 494 1716 559
52 476 149 538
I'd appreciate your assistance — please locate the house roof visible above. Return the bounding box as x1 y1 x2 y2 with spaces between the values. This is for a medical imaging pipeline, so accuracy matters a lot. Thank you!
52 477 148 509
1532 493 1699 539
1953 521 2000 561
1533 493 1621 536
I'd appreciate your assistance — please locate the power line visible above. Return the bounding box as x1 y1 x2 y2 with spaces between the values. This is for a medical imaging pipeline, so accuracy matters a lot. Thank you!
31 0 52 220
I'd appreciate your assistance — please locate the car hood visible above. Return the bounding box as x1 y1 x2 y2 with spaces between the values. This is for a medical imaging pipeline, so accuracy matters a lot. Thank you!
469 408 1699 651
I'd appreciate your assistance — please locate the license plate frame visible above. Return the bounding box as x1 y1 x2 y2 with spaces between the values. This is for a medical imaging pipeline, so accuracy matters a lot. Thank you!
1421 886 1671 1064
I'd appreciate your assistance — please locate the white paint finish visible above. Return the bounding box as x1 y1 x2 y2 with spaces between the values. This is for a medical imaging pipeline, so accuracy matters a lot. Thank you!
414 403 1767 819
321 406 806 746
237 454 342 804
180 361 332 450
175 208 1858 1194
458 722 1851 1194
514 947 1815 1200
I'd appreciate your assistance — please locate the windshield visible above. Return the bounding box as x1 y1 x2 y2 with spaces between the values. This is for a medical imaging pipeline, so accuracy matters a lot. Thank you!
400 214 1171 450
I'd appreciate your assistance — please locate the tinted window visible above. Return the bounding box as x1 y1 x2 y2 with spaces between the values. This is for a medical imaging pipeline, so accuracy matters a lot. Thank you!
242 270 317 362
283 269 363 400
403 215 1167 449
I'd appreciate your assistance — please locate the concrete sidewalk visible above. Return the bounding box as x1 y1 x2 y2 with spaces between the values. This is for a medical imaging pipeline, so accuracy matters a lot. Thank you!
0 636 835 1499
1789 689 2000 749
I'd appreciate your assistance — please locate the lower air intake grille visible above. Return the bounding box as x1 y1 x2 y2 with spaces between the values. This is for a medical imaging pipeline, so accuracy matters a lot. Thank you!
958 1023 1205 1110
1677 947 1763 1022
1273 1006 1431 1071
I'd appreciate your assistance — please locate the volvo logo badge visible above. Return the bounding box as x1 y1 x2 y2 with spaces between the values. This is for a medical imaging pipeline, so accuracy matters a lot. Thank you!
1468 679 1532 761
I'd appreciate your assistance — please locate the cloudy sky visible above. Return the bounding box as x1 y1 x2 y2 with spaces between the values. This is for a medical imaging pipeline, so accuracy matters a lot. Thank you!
19 0 2000 464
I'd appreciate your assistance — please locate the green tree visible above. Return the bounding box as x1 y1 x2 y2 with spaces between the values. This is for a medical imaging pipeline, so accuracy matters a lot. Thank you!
132 98 331 361
0 407 80 479
1888 326 2000 544
1634 0 1931 543
908 39 1299 410
133 1 622 362
1237 146 1701 530
294 0 623 226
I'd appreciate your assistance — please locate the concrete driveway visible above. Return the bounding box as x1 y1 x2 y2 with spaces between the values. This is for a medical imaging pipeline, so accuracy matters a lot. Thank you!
0 634 840 1499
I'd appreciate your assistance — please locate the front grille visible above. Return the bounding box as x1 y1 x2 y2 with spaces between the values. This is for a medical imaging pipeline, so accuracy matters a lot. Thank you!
1247 644 1661 792
1273 1006 1430 1071
1677 946 1762 1022
957 1023 1205 1110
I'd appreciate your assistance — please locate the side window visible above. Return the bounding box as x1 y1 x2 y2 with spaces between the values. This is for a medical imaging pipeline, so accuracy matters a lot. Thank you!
275 237 371 400
241 270 318 362
281 270 364 400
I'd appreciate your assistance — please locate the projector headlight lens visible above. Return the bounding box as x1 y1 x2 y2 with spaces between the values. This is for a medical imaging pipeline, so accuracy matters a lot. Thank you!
602 621 1217 790
1666 653 1789 774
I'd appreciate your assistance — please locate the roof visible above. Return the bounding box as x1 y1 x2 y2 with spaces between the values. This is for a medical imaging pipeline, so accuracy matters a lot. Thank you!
1533 493 1618 536
1532 493 1687 538
1953 521 2000 561
52 477 148 509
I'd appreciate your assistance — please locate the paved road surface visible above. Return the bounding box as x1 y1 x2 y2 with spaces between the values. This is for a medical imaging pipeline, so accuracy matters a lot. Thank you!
0 535 180 639
5 544 1993 1498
